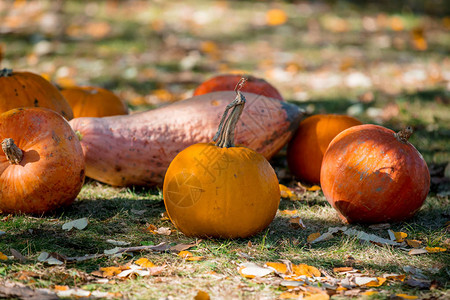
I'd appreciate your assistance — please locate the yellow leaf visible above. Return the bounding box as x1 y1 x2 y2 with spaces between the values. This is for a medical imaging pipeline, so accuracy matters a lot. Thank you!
406 239 422 248
289 217 306 229
307 185 321 192
365 277 386 287
292 264 321 277
336 286 347 291
279 291 302 299
194 290 210 300
265 262 288 274
0 252 8 260
178 251 193 258
266 9 288 26
54 285 69 291
395 294 418 299
390 16 404 31
280 209 297 215
384 274 406 281
146 224 158 234
394 231 408 242
135 258 155 268
425 247 446 253
307 232 321 243
100 266 123 277
333 267 353 273
279 184 294 198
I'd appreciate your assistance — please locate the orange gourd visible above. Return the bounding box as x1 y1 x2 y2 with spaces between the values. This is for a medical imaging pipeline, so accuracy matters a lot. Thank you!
320 124 430 224
0 68 73 120
287 114 362 184
163 79 280 238
0 107 85 214
61 86 128 118
193 74 283 101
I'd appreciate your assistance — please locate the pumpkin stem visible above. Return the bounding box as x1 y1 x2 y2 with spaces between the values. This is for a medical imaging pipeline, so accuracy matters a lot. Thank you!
1 138 23 165
395 126 413 143
213 77 247 148
0 68 13 77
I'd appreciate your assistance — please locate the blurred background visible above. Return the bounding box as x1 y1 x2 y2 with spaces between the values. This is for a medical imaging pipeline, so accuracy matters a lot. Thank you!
1 0 449 183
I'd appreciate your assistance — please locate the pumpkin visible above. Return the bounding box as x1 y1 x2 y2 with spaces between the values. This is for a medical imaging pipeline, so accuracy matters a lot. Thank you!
320 124 430 224
193 74 283 101
0 68 73 120
0 107 85 214
287 114 362 184
69 91 302 187
60 86 128 118
163 79 280 238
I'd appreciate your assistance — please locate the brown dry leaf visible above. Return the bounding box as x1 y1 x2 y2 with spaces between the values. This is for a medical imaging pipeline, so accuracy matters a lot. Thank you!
266 9 288 26
292 264 321 277
10 248 27 262
333 267 353 273
425 246 446 253
0 252 8 260
170 240 202 252
135 258 155 268
289 217 306 229
155 227 171 236
307 232 321 243
194 290 210 300
265 262 288 274
406 239 422 248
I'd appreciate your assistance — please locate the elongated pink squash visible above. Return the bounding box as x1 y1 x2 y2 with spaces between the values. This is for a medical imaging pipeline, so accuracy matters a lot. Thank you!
70 91 302 186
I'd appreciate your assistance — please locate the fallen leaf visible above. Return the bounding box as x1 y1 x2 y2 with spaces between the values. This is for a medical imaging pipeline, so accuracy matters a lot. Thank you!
265 262 288 274
146 224 158 233
307 185 321 192
279 184 295 199
135 258 155 268
155 227 171 235
289 217 306 229
170 240 202 252
117 264 150 278
307 232 321 243
388 230 408 242
364 277 386 287
194 290 210 300
425 247 446 253
10 248 27 262
53 285 69 291
238 262 274 279
406 240 422 248
0 252 8 260
361 291 378 296
279 291 302 299
405 278 431 289
130 209 147 215
383 273 406 281
280 209 298 215
37 252 63 265
62 218 88 231
343 229 398 246
292 264 321 277
333 267 353 273
266 9 288 26
178 250 204 261
99 267 123 277
106 239 131 246
408 248 428 255
395 294 419 299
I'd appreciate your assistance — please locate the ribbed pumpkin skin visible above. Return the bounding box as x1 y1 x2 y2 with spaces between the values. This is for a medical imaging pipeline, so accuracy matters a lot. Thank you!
0 70 73 120
0 107 85 214
287 114 362 184
193 74 283 101
163 143 280 238
320 124 430 224
61 86 128 118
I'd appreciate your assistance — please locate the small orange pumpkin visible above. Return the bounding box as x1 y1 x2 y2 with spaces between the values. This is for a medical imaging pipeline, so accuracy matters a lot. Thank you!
0 107 85 214
163 79 280 238
0 68 73 120
193 74 283 101
287 114 362 184
320 124 430 224
60 86 128 118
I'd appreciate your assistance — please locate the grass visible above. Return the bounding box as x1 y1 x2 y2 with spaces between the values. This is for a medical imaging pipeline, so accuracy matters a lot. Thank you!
1 0 449 299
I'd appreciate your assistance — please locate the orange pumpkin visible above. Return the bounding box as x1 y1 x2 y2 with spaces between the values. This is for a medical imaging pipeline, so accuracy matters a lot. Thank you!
287 114 362 184
61 86 128 118
163 79 280 238
193 74 283 101
320 124 430 224
0 107 85 214
0 68 73 120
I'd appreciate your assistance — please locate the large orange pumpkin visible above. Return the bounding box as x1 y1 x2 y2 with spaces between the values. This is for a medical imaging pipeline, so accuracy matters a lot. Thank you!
61 86 128 118
193 74 283 101
320 124 430 224
0 68 73 120
163 79 280 238
0 107 85 214
287 114 362 184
